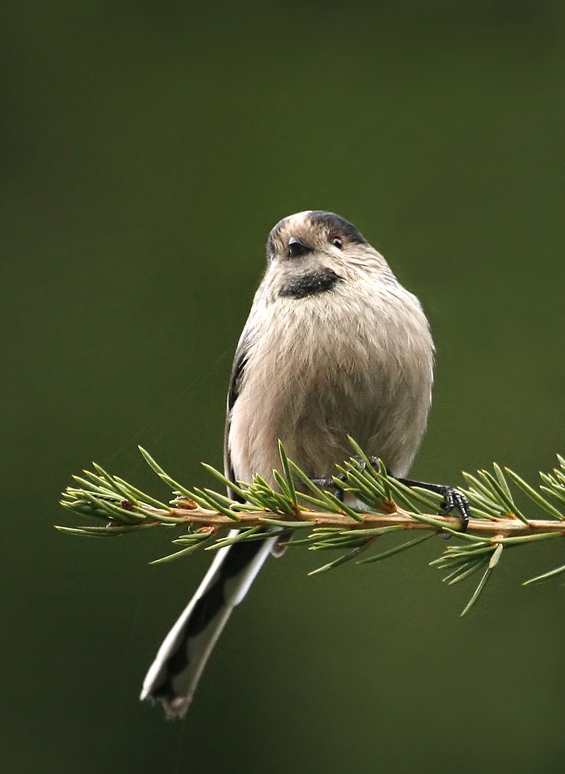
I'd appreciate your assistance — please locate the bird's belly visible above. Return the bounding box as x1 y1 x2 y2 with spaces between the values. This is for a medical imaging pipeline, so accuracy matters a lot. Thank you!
228 333 431 485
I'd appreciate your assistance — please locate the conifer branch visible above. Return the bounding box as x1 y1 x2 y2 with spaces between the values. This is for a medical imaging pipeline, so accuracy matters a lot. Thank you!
57 443 565 616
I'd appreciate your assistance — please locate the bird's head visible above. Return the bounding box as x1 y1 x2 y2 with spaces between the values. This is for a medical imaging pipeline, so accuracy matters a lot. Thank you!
263 210 392 299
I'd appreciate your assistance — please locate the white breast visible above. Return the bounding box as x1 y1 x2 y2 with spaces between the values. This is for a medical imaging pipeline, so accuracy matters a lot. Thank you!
228 272 434 487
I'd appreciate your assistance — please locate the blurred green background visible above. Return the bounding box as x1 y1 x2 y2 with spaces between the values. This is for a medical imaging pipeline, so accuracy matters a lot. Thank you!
3 1 565 772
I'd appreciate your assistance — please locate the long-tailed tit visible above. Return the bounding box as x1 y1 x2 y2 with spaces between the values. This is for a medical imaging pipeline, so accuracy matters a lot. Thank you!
140 210 467 718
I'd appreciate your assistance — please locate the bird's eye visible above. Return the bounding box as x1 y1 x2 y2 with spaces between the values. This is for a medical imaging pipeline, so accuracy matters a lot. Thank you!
288 237 312 258
330 234 343 249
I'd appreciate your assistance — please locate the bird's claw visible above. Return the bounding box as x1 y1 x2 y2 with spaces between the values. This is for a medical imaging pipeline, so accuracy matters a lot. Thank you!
437 487 470 532
310 455 381 501
396 477 471 534
310 476 345 502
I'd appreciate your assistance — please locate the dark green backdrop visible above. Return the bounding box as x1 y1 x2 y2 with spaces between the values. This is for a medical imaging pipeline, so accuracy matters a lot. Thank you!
3 2 565 772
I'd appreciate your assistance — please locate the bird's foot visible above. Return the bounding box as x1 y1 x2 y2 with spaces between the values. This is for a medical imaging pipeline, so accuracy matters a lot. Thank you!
397 478 470 533
309 477 345 502
311 457 388 504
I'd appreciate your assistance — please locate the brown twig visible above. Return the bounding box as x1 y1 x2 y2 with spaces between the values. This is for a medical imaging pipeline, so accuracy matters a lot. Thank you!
155 504 565 538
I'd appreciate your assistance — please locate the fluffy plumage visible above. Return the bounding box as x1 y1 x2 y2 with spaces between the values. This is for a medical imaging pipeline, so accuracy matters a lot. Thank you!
141 211 434 717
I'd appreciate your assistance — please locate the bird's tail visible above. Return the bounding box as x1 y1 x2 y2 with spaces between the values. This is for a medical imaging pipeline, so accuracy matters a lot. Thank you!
140 530 278 718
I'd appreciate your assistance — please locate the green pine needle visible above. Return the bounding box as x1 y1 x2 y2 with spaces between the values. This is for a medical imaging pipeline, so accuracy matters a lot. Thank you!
357 532 434 564
309 543 372 575
56 443 565 618
523 563 565 586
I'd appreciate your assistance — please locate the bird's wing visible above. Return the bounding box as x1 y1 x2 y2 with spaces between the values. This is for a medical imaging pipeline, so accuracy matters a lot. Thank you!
224 337 249 501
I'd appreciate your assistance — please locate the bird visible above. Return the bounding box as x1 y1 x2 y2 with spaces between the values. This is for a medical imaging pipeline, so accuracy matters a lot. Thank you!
140 210 463 718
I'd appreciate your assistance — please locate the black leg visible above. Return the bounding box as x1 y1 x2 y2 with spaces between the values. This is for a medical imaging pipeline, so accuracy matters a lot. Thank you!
310 463 470 531
310 477 345 502
397 478 470 532
342 456 470 531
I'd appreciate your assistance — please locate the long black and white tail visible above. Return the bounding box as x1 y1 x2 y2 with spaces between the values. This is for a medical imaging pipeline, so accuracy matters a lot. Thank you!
140 531 277 718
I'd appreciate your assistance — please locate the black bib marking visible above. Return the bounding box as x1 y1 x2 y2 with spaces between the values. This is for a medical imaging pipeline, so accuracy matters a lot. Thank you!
280 268 341 299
